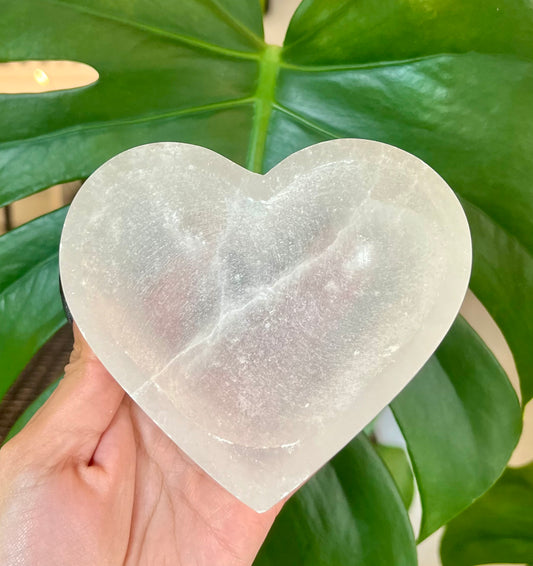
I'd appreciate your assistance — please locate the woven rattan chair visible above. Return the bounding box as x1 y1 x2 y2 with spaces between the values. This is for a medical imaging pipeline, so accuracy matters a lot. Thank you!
0 326 73 444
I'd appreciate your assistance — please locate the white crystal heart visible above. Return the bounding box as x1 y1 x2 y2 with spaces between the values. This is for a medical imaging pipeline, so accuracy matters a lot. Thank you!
60 139 471 511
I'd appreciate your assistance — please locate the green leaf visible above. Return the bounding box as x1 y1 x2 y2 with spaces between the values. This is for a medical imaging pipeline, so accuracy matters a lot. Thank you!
375 444 414 510
0 208 67 399
441 463 533 566
391 317 522 540
270 0 533 403
283 0 533 64
255 434 416 566
4 378 61 444
0 0 265 206
465 201 533 402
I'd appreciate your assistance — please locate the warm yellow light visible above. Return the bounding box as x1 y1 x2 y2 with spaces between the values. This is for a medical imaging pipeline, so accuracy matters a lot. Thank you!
33 68 49 84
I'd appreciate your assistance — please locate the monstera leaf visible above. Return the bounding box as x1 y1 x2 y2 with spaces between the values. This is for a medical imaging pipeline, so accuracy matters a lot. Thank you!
441 463 533 566
1 0 531 563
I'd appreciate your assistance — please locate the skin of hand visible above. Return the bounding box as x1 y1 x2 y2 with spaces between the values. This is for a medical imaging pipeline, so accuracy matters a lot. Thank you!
0 325 285 566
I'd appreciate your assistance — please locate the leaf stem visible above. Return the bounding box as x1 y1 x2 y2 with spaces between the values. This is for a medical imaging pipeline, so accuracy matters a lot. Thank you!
246 44 281 173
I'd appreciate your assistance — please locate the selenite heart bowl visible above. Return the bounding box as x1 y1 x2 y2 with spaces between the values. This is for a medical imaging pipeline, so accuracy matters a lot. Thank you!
59 139 471 511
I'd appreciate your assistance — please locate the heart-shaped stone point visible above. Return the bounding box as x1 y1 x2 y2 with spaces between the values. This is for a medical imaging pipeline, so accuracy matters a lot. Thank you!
60 139 471 511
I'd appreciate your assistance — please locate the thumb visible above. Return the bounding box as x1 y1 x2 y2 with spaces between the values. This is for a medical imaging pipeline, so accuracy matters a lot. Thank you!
21 324 126 464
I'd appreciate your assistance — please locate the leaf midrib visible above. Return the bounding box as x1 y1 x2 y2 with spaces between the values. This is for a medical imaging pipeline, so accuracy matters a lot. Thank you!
246 44 281 172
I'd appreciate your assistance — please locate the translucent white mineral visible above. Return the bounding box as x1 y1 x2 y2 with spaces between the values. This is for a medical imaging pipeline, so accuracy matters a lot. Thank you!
59 139 471 511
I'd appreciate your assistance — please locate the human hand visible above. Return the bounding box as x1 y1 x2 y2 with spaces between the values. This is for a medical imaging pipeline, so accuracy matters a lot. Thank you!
0 326 284 565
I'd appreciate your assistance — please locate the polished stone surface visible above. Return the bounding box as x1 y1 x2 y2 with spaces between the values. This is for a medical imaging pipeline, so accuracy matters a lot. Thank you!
60 139 471 511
